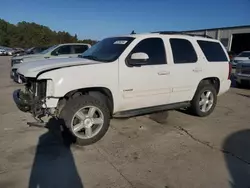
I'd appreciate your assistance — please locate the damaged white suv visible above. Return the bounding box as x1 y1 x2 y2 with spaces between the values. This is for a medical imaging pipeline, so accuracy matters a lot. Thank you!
13 32 231 145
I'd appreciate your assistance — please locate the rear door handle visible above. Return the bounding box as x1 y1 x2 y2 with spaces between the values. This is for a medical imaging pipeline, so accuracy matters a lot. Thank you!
193 68 202 72
158 71 170 75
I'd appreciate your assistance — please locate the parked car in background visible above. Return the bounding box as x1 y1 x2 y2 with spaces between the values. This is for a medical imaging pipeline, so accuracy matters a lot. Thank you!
11 43 91 80
12 48 25 57
230 51 250 68
13 32 231 145
0 49 6 56
5 48 15 56
235 60 250 88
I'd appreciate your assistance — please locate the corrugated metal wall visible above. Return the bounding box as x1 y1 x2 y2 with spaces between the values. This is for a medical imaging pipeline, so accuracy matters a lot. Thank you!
186 27 250 51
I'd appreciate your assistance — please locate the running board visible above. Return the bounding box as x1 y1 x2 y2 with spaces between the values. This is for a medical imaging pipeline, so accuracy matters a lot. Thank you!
113 101 190 118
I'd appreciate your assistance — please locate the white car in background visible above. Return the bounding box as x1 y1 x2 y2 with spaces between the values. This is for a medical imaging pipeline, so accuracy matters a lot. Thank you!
11 43 91 81
5 49 15 56
231 51 250 68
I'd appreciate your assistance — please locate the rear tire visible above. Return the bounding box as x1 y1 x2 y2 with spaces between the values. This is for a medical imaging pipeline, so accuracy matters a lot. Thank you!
190 83 217 117
59 95 110 146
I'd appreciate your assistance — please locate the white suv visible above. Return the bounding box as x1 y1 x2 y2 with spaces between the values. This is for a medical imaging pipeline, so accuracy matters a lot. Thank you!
13 32 231 145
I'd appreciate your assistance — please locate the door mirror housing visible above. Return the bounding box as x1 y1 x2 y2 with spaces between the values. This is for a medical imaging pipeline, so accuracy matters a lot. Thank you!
128 52 149 66
131 52 149 60
51 51 59 56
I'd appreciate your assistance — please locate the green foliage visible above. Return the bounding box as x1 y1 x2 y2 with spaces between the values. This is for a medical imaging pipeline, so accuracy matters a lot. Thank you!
0 19 97 48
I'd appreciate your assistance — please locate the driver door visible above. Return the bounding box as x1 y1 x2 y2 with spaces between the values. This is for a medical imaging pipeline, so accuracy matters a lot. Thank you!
118 37 171 111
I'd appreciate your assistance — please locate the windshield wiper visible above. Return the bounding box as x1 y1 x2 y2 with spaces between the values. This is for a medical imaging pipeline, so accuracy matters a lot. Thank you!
81 55 110 62
81 55 99 61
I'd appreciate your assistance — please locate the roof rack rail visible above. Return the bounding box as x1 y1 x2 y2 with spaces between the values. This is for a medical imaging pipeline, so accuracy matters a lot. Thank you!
151 31 213 39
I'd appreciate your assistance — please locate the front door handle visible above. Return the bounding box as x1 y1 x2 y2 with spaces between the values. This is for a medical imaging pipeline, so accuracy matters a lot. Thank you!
158 71 170 75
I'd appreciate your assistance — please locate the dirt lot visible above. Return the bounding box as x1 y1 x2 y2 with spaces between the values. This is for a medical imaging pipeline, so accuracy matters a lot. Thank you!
0 56 250 188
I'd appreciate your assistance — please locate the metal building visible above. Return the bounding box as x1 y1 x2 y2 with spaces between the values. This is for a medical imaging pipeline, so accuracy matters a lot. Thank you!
185 25 250 54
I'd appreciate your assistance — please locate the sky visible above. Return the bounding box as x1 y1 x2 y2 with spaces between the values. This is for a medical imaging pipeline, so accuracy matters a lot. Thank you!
1 0 250 40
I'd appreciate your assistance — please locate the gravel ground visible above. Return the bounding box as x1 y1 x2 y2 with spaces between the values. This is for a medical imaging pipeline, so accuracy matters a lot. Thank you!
0 56 250 188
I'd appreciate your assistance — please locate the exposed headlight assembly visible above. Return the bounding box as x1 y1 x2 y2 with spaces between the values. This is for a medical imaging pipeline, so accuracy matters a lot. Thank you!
13 59 23 65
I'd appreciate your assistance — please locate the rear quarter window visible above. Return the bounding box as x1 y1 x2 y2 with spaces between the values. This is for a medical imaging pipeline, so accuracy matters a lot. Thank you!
197 40 228 62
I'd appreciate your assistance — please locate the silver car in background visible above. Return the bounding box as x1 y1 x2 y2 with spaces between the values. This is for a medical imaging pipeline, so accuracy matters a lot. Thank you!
231 51 250 68
235 60 250 88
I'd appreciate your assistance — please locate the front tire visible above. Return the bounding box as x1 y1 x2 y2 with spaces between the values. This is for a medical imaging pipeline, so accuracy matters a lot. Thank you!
190 83 217 117
59 95 110 146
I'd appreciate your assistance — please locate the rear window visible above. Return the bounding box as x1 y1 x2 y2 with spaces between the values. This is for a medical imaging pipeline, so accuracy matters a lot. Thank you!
197 40 228 62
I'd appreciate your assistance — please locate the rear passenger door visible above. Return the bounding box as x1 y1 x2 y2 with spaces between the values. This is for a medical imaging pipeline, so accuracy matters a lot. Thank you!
71 45 89 57
168 38 203 103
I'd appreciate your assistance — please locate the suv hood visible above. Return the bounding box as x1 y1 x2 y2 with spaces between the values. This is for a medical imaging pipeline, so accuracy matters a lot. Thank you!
12 54 43 60
233 57 250 61
17 57 101 78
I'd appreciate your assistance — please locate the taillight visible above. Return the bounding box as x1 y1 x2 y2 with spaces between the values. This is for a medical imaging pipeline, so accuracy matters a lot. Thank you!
228 62 232 80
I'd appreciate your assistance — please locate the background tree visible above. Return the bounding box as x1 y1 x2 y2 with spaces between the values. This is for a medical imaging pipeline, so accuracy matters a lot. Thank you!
0 19 97 48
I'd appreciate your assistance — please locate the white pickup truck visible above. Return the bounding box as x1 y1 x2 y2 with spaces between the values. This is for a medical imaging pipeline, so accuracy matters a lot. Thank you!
13 32 231 145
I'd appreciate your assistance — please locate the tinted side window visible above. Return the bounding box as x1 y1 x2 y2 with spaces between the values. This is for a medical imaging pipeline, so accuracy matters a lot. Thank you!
52 45 71 55
170 38 197 64
73 45 89 54
197 40 228 62
129 38 166 65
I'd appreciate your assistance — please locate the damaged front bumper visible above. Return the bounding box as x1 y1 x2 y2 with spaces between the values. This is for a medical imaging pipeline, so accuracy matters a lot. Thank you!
13 89 49 120
13 89 31 112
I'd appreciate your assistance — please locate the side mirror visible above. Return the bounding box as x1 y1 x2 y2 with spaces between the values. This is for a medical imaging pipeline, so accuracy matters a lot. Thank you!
128 52 149 66
52 51 59 56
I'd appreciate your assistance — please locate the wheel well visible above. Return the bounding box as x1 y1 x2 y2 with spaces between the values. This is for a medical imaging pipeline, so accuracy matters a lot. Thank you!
199 77 220 94
58 87 114 115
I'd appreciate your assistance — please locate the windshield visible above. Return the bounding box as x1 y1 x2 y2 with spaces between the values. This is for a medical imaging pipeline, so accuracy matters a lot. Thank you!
81 37 135 62
237 52 250 57
40 44 58 54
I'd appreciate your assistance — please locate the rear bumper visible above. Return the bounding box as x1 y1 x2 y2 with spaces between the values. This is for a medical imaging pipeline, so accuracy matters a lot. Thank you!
13 89 31 112
218 80 231 96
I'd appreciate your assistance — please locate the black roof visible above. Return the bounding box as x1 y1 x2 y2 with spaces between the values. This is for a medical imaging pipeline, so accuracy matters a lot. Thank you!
184 25 250 32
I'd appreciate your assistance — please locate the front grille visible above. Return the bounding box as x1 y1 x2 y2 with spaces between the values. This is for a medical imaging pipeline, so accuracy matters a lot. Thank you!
241 65 250 74
242 68 250 75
